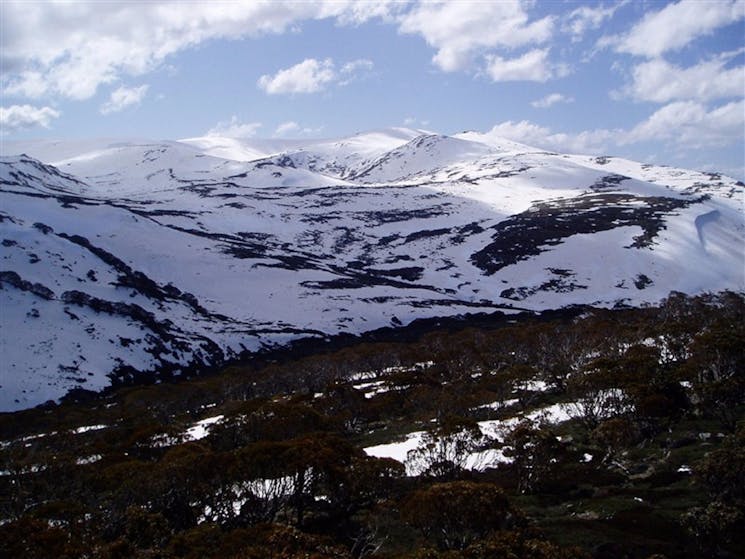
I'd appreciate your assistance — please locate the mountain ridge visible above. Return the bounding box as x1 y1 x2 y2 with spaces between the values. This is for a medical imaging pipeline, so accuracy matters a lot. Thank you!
1 129 743 411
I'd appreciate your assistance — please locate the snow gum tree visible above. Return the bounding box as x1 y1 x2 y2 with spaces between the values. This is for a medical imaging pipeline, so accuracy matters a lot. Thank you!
406 416 485 479
402 481 521 551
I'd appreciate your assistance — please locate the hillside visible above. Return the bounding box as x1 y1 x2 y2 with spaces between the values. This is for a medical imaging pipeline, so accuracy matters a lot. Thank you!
1 292 743 558
1 129 743 410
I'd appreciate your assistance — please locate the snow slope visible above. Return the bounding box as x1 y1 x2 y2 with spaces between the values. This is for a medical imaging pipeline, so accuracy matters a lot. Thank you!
1 128 743 410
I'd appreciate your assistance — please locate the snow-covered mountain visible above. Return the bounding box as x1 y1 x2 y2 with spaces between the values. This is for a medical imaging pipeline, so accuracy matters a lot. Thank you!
1 128 743 411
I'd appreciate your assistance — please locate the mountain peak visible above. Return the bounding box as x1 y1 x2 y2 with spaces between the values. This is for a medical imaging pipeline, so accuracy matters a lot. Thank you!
0 130 742 410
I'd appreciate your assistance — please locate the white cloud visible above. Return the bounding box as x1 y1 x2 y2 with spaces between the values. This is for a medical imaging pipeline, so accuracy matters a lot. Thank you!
258 58 336 94
607 0 745 58
333 1 402 25
531 93 574 108
485 120 614 154
0 104 60 132
403 116 430 128
338 58 374 85
100 84 148 114
2 71 48 99
623 56 745 103
207 116 262 138
273 121 323 137
0 1 384 101
563 2 625 41
341 58 374 74
624 99 745 148
397 0 553 72
0 1 560 102
486 97 744 157
485 49 557 82
274 121 300 136
258 57 372 94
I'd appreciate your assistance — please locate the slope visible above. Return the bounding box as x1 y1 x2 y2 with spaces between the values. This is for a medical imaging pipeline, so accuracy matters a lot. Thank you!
0 129 742 410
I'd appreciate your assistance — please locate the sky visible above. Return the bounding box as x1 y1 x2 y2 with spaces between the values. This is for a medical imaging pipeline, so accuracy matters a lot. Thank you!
1 0 744 178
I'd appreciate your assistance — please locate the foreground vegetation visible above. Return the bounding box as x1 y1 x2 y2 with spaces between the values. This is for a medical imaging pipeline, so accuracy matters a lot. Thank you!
1 291 744 558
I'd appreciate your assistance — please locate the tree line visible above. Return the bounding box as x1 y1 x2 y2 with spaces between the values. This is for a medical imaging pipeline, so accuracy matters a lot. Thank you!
1 291 743 558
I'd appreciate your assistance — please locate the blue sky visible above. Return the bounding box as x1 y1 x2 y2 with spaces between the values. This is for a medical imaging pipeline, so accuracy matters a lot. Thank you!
1 1 743 177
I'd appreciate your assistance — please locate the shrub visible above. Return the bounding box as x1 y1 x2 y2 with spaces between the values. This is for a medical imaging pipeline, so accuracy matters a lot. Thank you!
402 481 522 550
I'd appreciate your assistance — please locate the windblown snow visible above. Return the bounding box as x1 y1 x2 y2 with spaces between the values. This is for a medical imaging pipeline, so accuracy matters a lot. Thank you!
1 128 743 411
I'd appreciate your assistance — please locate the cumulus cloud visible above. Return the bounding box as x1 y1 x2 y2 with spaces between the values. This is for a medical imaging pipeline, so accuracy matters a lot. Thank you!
332 0 402 25
605 0 745 58
485 120 614 154
207 116 262 138
258 58 335 94
0 104 60 132
0 1 386 101
623 55 745 103
531 93 574 108
485 95 745 160
487 98 744 156
341 58 374 74
403 116 430 128
563 2 626 42
485 49 557 82
273 121 323 137
623 99 745 148
397 0 553 72
338 58 374 85
275 121 301 136
258 58 372 94
100 84 148 114
1 0 562 102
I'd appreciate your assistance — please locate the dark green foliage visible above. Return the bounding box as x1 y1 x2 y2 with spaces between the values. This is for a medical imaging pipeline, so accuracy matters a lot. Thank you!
690 423 745 552
0 516 86 559
695 429 745 500
0 291 743 558
505 422 567 494
590 417 641 465
680 502 744 554
402 481 521 550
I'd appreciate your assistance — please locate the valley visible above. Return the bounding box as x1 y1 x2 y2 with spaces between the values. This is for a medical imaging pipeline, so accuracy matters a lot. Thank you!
1 129 742 410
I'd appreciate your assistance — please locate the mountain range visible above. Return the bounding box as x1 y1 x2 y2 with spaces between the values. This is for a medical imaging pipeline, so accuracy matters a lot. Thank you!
1 128 743 411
